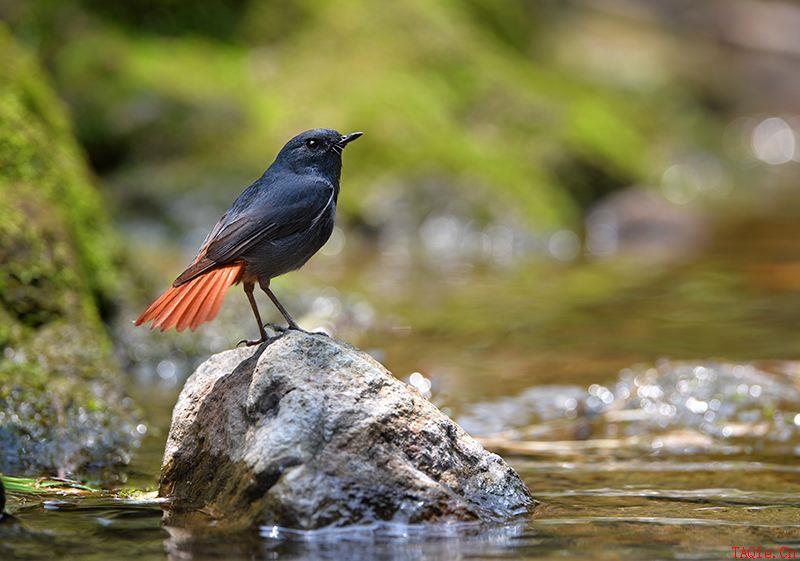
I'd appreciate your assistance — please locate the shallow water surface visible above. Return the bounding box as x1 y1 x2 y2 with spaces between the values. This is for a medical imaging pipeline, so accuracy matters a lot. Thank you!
5 214 800 559
4 452 800 560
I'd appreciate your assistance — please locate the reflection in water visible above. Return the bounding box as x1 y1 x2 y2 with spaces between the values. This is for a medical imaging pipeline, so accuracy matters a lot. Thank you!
165 521 528 561
4 467 800 561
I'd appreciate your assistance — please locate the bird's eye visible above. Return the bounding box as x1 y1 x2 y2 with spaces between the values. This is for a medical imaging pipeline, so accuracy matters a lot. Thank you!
305 139 319 149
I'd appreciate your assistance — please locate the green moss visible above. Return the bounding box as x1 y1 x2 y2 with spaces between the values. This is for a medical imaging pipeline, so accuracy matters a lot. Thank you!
5 0 717 236
0 25 139 475
5 1 729 239
0 28 118 307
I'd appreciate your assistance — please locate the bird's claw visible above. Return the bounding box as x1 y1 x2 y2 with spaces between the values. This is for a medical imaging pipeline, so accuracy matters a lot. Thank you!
237 337 267 347
263 322 329 337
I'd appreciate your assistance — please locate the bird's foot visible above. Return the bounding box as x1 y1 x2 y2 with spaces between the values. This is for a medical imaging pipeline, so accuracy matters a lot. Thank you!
265 322 329 337
237 336 268 347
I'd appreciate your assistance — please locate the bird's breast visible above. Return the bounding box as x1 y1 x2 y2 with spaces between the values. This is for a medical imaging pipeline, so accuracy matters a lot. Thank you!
243 203 335 280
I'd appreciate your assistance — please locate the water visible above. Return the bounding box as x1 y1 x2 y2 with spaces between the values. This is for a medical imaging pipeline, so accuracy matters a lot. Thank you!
4 455 800 560
4 210 800 559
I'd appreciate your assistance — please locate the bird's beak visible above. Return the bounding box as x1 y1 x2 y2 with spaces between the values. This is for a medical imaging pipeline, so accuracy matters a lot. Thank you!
338 131 363 147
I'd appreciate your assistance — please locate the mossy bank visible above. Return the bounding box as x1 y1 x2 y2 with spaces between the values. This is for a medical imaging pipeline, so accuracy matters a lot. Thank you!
0 26 140 475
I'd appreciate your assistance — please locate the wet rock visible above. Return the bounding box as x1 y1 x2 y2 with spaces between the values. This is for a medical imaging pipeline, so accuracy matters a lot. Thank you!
159 331 534 530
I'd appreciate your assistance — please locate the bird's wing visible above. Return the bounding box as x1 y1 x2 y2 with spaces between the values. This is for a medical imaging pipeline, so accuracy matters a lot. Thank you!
173 176 334 286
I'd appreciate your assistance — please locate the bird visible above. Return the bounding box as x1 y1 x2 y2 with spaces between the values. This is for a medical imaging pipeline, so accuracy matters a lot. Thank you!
135 128 363 346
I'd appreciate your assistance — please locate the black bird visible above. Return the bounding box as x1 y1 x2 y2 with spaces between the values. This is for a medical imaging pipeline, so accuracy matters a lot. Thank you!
136 128 363 345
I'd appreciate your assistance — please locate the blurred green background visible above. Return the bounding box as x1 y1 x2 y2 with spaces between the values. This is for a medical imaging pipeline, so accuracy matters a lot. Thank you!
3 2 800 559
2 0 800 476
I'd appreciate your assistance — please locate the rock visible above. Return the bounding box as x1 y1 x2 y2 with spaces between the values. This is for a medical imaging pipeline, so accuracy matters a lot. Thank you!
585 187 707 261
159 331 535 530
0 25 140 475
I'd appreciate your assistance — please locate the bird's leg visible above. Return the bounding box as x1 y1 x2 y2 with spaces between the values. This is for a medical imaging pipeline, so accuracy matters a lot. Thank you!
238 280 269 347
259 279 300 330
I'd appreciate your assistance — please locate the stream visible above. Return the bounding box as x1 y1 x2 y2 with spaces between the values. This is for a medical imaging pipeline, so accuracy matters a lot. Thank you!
3 206 800 560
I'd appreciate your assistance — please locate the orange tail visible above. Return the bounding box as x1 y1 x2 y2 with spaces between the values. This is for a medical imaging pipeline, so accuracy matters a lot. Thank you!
135 263 245 332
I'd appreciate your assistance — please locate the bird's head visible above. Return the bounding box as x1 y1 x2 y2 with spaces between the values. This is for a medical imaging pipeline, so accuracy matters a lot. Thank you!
275 128 363 177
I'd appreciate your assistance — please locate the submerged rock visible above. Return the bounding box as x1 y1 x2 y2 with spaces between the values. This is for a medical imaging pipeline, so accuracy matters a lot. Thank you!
160 331 534 530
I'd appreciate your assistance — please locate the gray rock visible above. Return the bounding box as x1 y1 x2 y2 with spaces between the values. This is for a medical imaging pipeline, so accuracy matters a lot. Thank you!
159 331 534 530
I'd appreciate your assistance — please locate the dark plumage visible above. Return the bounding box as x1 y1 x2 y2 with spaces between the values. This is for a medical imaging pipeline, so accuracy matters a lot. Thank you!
136 128 363 345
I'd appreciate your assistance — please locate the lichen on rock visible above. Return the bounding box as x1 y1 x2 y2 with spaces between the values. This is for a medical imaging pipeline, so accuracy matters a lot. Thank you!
160 331 535 530
0 25 140 475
